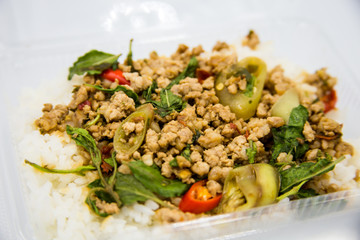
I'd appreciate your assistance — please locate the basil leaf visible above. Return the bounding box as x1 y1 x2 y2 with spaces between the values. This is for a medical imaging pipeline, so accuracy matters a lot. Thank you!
114 172 165 206
88 179 103 188
271 105 309 163
288 104 308 128
144 57 192 117
170 145 191 168
126 39 135 72
66 125 102 167
68 50 121 80
181 144 191 160
296 188 318 199
166 56 198 90
103 157 115 167
246 140 257 164
87 179 116 204
85 196 109 217
128 161 189 198
84 114 101 128
148 89 186 117
169 159 179 167
279 155 345 193
276 180 307 201
142 80 158 102
243 75 256 97
192 129 202 144
24 159 96 176
66 126 123 215
85 84 140 106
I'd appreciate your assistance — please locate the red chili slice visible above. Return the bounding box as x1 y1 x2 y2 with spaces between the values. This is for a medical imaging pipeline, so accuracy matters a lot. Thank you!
321 89 337 113
78 100 91 110
179 180 222 214
196 69 211 84
101 69 130 85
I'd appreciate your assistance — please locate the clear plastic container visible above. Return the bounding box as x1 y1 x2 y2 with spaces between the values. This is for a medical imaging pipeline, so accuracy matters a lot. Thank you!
1 1 360 239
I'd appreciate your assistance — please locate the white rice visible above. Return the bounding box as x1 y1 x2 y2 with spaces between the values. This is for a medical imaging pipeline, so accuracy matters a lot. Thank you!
13 75 161 240
11 41 360 240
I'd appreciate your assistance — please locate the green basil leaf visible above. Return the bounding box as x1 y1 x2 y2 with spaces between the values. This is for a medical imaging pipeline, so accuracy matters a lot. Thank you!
279 155 345 193
128 161 189 198
271 105 309 163
246 140 257 164
88 179 103 188
149 89 186 117
169 159 179 168
126 39 135 72
25 159 96 176
103 158 115 167
87 179 117 204
276 180 307 201
170 145 191 168
181 144 191 160
68 50 121 80
114 172 165 206
142 80 158 102
166 56 198 90
66 125 102 167
85 84 140 106
84 114 101 128
85 196 109 217
296 188 318 199
288 105 309 128
192 129 202 144
243 75 256 97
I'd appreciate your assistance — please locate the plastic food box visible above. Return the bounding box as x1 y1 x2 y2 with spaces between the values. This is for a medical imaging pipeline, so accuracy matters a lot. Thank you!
1 1 360 239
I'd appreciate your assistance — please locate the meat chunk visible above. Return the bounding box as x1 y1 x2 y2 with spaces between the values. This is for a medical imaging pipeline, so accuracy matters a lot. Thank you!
208 166 232 183
191 161 210 176
101 122 120 139
266 65 294 95
204 145 233 167
95 198 119 215
158 121 193 150
145 129 160 152
303 121 316 142
133 55 184 80
171 77 203 100
203 104 236 127
155 207 196 224
206 180 222 197
190 150 202 163
195 89 219 110
247 118 271 141
303 68 337 98
242 30 260 50
177 106 208 132
198 128 224 149
156 76 171 89
335 141 354 157
123 72 153 93
68 85 90 110
208 53 237 74
317 117 342 136
267 116 285 128
99 91 135 122
212 41 230 52
35 104 69 133
226 136 249 161
202 76 215 90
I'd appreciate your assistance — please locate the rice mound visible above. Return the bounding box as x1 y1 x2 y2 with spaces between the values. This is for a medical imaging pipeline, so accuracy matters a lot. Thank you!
11 41 360 240
13 76 161 240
